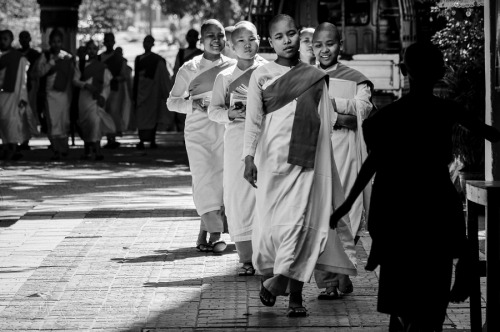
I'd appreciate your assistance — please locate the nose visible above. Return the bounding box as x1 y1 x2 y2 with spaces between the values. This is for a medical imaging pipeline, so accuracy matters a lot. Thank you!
284 35 291 44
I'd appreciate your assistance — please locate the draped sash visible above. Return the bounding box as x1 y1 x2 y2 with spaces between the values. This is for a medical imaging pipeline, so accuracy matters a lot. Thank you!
262 62 328 168
0 49 22 93
188 61 234 97
225 65 258 106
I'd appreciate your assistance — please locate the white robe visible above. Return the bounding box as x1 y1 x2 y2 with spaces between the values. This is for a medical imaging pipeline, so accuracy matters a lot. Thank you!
73 63 115 142
326 63 373 236
243 61 357 282
0 53 29 144
208 59 266 242
167 55 235 216
36 50 72 139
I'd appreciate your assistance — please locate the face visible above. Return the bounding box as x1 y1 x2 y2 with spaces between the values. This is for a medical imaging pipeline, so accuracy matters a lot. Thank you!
186 31 198 45
299 31 314 59
312 29 342 68
19 33 31 49
86 42 98 59
0 34 12 51
232 27 259 60
269 19 299 59
49 35 63 54
103 35 115 50
201 24 225 55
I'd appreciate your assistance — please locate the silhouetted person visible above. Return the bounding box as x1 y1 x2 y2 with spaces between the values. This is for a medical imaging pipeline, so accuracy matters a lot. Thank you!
133 35 170 149
0 29 29 160
171 29 203 132
330 42 500 332
18 30 41 150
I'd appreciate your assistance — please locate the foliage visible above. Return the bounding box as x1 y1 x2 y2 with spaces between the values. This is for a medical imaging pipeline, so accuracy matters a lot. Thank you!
0 0 41 48
158 0 249 25
431 6 485 172
79 0 136 39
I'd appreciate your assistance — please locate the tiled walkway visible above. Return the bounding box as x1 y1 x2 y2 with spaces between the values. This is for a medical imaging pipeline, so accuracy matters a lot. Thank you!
0 134 484 331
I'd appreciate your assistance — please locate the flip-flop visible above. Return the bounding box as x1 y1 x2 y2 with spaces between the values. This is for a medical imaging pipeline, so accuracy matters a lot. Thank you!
198 243 213 252
317 287 340 300
287 292 307 317
212 241 227 253
238 264 255 276
259 280 276 307
287 306 307 317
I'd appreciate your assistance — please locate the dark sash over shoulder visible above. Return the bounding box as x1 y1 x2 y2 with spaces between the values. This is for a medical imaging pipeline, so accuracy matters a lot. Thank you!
188 60 233 97
44 51 73 92
225 65 258 106
81 60 106 94
133 52 165 102
327 63 373 90
0 49 22 93
263 62 328 168
100 51 124 91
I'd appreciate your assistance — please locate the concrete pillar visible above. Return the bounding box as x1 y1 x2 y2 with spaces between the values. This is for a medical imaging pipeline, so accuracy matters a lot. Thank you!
485 0 500 180
37 0 82 54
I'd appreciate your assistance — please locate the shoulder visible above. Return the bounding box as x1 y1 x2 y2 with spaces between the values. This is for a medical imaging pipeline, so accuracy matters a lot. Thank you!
219 64 237 78
181 54 203 72
220 54 237 65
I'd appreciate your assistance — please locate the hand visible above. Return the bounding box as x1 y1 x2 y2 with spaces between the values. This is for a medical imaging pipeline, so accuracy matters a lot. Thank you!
192 99 206 112
335 114 357 131
228 104 246 120
84 83 98 94
330 204 350 229
95 95 106 108
244 155 258 188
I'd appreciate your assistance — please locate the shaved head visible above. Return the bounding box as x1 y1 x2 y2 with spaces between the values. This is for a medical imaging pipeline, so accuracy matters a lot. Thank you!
201 19 225 37
268 14 296 36
231 21 258 43
313 22 341 43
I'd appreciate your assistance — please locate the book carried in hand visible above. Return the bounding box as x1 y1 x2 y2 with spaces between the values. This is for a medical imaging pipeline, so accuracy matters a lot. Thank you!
329 78 357 99
229 84 248 107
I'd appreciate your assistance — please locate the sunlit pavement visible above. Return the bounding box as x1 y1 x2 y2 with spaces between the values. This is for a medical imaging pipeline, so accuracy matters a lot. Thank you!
0 133 483 331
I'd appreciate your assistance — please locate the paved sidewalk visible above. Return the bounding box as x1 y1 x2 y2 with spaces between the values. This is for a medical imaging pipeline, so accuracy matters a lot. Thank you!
0 134 484 331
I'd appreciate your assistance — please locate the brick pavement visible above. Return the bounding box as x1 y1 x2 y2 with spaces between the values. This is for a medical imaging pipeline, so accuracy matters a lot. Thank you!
0 133 485 331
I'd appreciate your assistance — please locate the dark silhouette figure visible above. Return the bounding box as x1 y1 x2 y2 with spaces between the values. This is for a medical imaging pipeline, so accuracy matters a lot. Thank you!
330 42 500 332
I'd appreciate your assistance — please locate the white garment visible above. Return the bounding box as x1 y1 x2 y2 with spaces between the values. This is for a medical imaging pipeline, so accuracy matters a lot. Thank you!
325 63 373 236
167 54 235 215
73 62 115 142
243 61 357 282
208 59 266 241
0 53 29 144
36 50 72 139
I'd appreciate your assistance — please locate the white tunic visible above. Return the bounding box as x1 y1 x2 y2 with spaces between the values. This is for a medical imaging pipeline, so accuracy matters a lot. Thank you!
36 50 72 139
208 59 266 241
167 55 234 216
0 52 29 144
73 62 115 142
243 62 357 282
326 63 373 236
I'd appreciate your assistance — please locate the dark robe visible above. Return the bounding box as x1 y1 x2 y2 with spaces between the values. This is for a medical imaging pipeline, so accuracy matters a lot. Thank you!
0 49 23 92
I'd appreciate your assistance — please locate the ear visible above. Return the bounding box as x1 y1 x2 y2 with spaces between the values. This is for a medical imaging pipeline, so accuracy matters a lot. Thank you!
399 63 408 77
268 39 274 50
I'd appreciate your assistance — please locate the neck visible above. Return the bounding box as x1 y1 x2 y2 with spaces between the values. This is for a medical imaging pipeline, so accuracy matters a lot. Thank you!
203 52 220 61
319 61 337 70
275 55 299 67
51 49 60 55
21 46 30 51
300 54 314 65
409 81 435 96
105 48 114 53
1 46 12 53
237 57 254 71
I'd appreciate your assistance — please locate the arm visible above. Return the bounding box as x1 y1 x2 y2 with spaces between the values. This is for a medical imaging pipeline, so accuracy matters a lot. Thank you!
18 58 28 106
243 71 264 188
101 69 112 100
72 64 85 88
208 73 244 124
330 151 377 229
334 82 373 118
156 60 171 101
457 107 500 143
166 66 194 114
36 53 55 78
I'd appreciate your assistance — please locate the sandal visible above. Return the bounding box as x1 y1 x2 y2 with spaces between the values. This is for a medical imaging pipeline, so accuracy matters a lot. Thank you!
317 286 340 300
259 280 276 307
238 264 255 276
339 283 353 295
198 243 213 252
287 292 307 317
212 241 227 253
